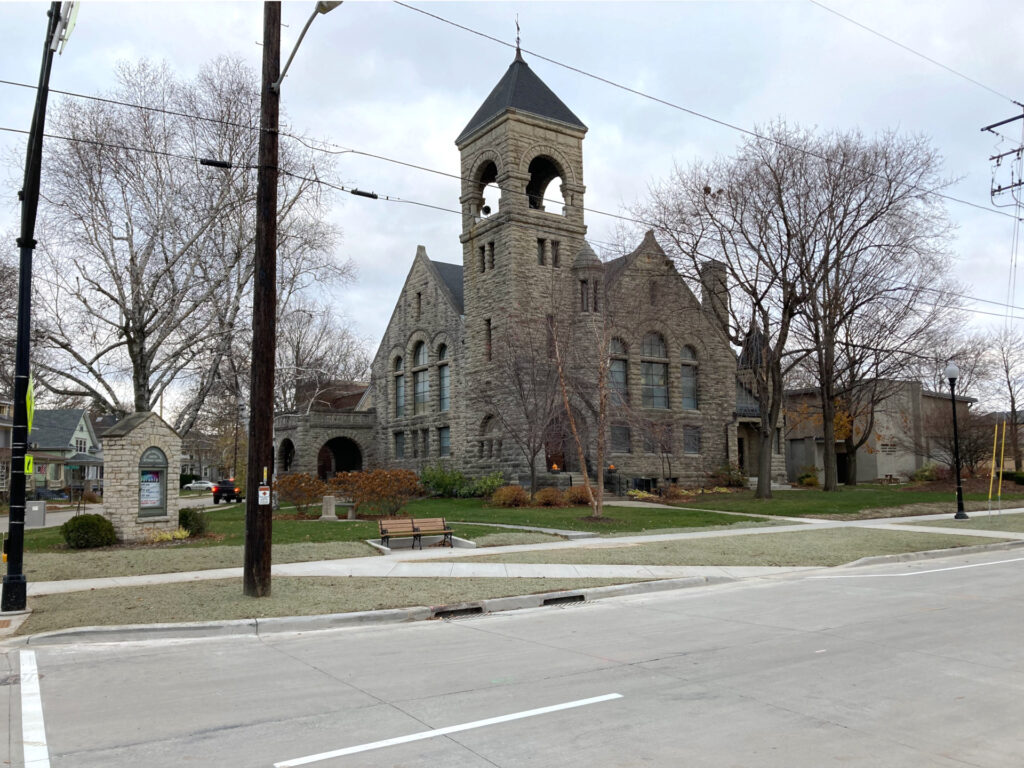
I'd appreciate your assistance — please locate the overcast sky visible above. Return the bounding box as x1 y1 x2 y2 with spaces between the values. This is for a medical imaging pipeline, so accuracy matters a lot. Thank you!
4 0 1024 354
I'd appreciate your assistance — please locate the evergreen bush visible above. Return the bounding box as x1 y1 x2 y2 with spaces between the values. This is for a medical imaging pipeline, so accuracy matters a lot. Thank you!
178 507 208 537
61 514 116 549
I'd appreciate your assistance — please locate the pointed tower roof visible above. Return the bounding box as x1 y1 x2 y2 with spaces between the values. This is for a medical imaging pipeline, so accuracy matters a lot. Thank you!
572 240 602 269
456 51 587 145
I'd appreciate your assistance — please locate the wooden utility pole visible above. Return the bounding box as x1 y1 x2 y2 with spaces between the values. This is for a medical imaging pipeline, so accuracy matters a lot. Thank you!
243 0 280 597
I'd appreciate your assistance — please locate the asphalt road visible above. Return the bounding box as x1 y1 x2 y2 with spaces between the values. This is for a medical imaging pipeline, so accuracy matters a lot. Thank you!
4 548 1024 767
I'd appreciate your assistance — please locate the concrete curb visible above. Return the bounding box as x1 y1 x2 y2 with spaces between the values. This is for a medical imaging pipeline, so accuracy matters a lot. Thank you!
843 537 1024 568
1 575 729 647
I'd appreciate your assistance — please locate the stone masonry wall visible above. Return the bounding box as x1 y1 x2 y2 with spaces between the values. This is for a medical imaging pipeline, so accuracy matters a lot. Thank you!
102 413 180 543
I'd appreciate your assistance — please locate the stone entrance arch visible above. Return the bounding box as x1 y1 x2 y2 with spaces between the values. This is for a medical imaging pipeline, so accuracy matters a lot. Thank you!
316 436 363 479
278 438 296 474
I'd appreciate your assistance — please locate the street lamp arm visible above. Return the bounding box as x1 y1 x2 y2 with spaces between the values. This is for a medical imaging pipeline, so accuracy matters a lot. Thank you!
272 1 341 93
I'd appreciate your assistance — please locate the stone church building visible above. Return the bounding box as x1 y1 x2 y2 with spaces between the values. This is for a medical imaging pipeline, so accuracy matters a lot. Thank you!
274 51 786 489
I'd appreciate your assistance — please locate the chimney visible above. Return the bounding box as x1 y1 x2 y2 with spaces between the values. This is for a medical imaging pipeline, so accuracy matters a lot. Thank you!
700 259 729 336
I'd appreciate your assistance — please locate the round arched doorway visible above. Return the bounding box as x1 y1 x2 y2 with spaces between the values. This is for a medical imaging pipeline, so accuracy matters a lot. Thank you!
278 438 296 474
316 436 363 479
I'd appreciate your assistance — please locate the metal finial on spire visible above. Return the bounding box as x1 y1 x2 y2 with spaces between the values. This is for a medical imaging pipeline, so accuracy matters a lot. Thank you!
515 15 520 54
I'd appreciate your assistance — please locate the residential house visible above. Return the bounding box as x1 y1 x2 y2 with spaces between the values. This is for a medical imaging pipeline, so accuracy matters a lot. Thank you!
28 409 104 494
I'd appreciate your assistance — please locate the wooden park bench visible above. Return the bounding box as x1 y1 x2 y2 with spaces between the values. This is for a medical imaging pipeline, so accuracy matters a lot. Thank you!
378 517 453 549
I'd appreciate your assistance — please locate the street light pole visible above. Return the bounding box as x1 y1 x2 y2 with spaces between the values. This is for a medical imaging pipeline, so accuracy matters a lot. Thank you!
945 362 969 521
2 2 68 614
243 1 281 598
243 0 339 597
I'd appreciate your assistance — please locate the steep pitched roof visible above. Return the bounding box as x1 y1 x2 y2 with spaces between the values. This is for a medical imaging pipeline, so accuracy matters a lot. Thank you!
29 409 86 450
430 259 465 315
456 51 587 144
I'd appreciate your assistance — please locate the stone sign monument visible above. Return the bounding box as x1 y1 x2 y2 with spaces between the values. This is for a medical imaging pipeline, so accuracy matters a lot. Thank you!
101 412 181 543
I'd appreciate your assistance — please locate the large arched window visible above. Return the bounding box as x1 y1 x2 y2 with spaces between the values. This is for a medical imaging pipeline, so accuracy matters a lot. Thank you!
412 342 429 415
681 345 698 410
609 338 628 406
438 343 450 413
641 332 669 409
394 356 405 418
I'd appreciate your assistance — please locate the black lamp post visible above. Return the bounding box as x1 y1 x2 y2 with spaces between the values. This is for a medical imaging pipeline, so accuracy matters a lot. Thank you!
944 362 969 520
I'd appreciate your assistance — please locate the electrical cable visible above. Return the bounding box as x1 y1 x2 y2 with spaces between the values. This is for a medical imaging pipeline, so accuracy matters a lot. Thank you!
392 0 1020 223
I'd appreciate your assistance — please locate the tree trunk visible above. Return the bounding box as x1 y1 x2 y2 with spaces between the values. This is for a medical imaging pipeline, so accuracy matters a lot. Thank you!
820 392 838 491
755 429 773 499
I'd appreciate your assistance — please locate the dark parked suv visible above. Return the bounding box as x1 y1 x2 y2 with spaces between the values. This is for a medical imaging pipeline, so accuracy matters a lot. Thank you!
213 479 244 504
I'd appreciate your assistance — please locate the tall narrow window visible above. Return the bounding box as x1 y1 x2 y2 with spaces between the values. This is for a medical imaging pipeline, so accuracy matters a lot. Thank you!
611 425 631 453
479 245 486 273
551 240 560 268
681 346 698 410
415 292 422 318
580 280 590 311
485 318 492 361
593 280 600 312
394 432 405 459
609 338 628 405
641 332 669 409
487 241 495 270
537 238 546 265
413 342 429 415
438 344 450 413
394 357 405 417
438 426 451 457
683 426 701 455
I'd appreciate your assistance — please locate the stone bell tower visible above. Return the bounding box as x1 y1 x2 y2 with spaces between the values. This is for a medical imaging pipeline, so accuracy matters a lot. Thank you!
455 49 588 472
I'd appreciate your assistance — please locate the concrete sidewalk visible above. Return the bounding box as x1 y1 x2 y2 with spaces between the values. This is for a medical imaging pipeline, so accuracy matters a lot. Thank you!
22 506 1024 597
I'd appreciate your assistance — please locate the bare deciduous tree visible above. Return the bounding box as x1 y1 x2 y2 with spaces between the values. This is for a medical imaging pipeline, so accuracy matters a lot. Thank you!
28 56 348 426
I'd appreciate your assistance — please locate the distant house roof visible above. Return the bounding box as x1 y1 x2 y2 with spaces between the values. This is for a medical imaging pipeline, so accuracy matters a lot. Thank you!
29 409 87 451
456 51 587 144
103 410 180 439
431 259 464 314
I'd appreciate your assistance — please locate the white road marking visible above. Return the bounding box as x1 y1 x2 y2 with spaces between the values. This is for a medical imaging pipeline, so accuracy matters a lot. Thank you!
274 693 623 767
810 555 1024 579
20 650 50 768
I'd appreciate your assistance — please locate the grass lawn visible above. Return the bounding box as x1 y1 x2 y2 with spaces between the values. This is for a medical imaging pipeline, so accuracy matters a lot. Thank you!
17 576 630 636
440 527 1008 568
896 511 1024 533
677 485 1024 517
404 497 777 532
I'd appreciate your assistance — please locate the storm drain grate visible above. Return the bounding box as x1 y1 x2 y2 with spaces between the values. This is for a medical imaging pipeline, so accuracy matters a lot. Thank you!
434 605 485 620
542 594 585 607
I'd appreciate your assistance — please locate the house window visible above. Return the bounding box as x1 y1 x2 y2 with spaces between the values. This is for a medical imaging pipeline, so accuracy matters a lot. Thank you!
683 426 701 455
75 438 86 453
681 346 698 410
641 333 669 409
485 318 492 361
611 425 631 453
537 238 546 265
609 338 628 406
438 344 450 413
487 241 495 270
395 432 405 459
438 426 451 457
394 357 405 418
479 245 486 273
413 342 428 367
415 292 422 318
580 280 589 311
551 240 560 268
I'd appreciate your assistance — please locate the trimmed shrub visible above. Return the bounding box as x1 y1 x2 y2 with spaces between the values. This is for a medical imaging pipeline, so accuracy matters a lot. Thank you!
61 514 116 549
797 466 819 487
911 464 938 482
491 485 530 507
420 462 468 497
178 507 208 537
329 469 423 515
533 487 566 507
454 471 505 498
275 473 327 517
565 485 594 505
661 484 690 502
625 488 657 501
708 463 747 488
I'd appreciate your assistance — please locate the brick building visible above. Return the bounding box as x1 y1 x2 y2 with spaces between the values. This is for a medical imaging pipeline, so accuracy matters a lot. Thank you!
275 51 785 489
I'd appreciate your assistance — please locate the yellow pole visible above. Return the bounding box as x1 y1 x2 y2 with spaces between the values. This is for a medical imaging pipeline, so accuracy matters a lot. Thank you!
998 420 1007 512
988 423 998 512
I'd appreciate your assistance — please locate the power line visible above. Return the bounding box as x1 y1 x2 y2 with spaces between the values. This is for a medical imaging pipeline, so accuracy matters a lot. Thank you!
392 0 1021 223
807 0 1021 106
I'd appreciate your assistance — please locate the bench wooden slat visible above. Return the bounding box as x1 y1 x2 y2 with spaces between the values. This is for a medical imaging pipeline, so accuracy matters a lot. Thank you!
378 517 453 549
